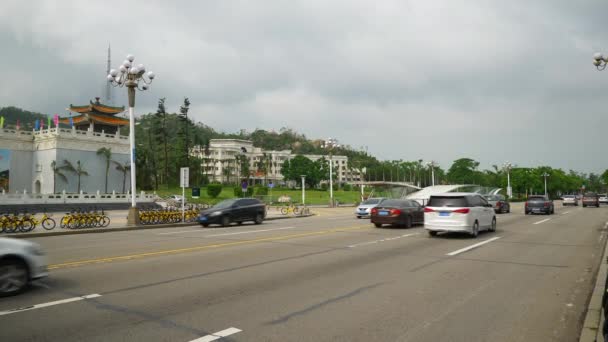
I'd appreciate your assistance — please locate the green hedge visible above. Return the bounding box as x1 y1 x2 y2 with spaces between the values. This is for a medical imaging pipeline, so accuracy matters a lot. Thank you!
207 183 223 198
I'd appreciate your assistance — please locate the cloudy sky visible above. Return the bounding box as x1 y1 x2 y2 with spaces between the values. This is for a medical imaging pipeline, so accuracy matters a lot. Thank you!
1 1 607 173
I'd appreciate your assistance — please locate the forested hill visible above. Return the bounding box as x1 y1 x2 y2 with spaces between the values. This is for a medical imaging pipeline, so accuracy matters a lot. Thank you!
0 106 51 130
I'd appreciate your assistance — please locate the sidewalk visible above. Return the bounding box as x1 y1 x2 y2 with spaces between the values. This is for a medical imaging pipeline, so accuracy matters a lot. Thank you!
3 209 311 239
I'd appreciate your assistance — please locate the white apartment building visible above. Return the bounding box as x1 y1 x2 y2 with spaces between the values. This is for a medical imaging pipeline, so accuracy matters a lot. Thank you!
190 139 362 185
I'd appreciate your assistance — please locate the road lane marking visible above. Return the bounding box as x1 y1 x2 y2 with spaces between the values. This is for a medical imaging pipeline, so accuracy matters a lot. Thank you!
446 237 502 256
158 229 206 235
347 233 419 248
534 218 551 225
206 227 295 237
0 294 101 316
190 327 242 342
562 211 570 215
48 225 369 270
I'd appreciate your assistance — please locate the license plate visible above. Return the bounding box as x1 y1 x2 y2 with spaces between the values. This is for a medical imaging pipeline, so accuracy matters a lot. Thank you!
199 217 207 221
439 212 450 217
378 211 389 216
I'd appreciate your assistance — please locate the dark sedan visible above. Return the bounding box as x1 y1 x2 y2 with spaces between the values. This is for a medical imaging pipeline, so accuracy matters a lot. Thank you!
525 195 554 215
371 199 424 228
485 194 510 214
198 198 266 227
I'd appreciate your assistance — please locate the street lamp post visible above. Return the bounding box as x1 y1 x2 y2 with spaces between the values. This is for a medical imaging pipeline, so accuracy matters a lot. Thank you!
301 175 306 205
329 154 334 207
426 161 437 187
543 172 550 197
107 54 155 225
503 162 512 199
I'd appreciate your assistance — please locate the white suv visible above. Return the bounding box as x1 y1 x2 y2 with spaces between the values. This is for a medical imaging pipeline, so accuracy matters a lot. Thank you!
424 193 496 238
0 238 48 297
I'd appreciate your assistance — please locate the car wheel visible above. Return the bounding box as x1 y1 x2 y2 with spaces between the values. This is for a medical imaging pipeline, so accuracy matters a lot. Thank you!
221 216 231 227
374 223 382 228
583 204 587 208
489 217 497 232
470 221 479 238
201 223 209 227
254 213 263 225
236 221 243 225
0 258 29 297
356 216 361 219
405 216 412 228
428 231 437 237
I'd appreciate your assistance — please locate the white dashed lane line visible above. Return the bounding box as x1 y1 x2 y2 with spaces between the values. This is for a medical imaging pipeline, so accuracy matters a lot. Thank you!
533 218 551 225
0 294 101 316
347 233 419 248
446 237 502 256
189 327 242 342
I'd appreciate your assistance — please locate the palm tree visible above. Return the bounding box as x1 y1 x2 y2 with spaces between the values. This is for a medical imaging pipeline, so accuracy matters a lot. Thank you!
50 160 68 194
113 161 130 193
62 160 88 193
96 147 112 193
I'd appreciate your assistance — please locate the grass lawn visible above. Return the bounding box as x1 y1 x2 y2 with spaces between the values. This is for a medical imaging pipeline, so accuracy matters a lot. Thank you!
152 186 363 205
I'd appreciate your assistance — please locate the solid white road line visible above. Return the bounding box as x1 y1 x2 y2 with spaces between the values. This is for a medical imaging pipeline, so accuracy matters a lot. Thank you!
206 226 295 237
0 294 101 316
347 233 419 248
533 218 551 225
446 237 502 256
190 327 242 342
158 229 208 235
562 211 570 215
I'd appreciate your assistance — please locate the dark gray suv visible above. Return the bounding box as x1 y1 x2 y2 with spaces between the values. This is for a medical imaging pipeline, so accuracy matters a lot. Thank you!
198 198 266 227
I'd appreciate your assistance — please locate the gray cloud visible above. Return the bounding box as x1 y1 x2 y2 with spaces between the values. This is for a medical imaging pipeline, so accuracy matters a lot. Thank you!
1 0 607 173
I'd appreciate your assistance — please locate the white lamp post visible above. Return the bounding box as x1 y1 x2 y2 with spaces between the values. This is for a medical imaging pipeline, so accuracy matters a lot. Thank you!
503 162 512 199
426 161 437 187
301 175 306 205
329 154 333 206
543 172 550 197
107 54 155 225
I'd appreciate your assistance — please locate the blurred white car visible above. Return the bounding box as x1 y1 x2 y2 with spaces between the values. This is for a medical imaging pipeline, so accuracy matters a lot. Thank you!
600 194 608 205
168 195 185 203
0 238 48 297
425 193 496 238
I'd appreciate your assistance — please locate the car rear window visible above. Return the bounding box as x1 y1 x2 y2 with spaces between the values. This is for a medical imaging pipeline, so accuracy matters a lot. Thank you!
427 196 468 207
584 192 597 197
380 199 405 207
362 198 383 205
528 196 546 201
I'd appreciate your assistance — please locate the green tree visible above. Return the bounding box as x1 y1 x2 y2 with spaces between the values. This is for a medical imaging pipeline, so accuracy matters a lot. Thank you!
281 155 322 187
113 161 130 193
155 98 170 187
50 160 68 194
178 97 191 168
62 160 88 193
96 147 112 193
447 158 481 184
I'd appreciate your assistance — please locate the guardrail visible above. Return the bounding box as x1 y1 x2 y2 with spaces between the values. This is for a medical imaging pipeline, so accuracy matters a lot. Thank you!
0 191 157 205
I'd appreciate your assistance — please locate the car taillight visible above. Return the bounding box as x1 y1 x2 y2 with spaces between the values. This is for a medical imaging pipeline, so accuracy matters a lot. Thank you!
496 202 502 207
371 208 378 215
390 209 402 215
544 202 550 207
453 208 470 214
424 207 435 213
525 202 528 207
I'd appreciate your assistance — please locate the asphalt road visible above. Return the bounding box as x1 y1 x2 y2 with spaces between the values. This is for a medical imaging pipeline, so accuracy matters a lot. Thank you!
1 203 607 342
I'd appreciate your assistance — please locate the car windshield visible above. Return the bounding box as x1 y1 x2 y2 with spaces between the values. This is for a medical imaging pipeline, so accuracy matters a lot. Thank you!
427 196 468 207
362 198 383 205
485 195 501 201
584 192 597 197
563 195 574 198
213 199 238 209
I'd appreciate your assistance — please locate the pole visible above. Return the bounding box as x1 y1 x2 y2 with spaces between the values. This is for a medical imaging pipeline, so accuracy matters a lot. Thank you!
126 85 140 225
301 176 305 205
329 154 334 207
182 183 185 222
507 170 511 199
431 166 435 187
544 173 548 197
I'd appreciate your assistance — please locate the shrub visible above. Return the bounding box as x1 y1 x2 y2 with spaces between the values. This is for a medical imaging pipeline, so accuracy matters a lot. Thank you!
207 183 222 198
233 186 243 197
320 183 328 191
343 183 352 191
255 185 268 196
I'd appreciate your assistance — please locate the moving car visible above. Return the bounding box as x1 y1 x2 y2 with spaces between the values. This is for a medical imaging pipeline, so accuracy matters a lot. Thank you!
562 195 578 206
484 194 510 213
0 237 48 297
424 193 496 238
198 198 266 227
599 194 608 205
168 195 185 203
355 197 386 218
370 199 424 228
525 195 554 215
582 192 600 208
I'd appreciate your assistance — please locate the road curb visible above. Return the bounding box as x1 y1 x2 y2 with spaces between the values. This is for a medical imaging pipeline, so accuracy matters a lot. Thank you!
5 214 315 239
579 226 608 342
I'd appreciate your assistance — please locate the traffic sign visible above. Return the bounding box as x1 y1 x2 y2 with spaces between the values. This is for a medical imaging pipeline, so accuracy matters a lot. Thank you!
268 182 275 189
180 167 189 188
191 187 200 198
